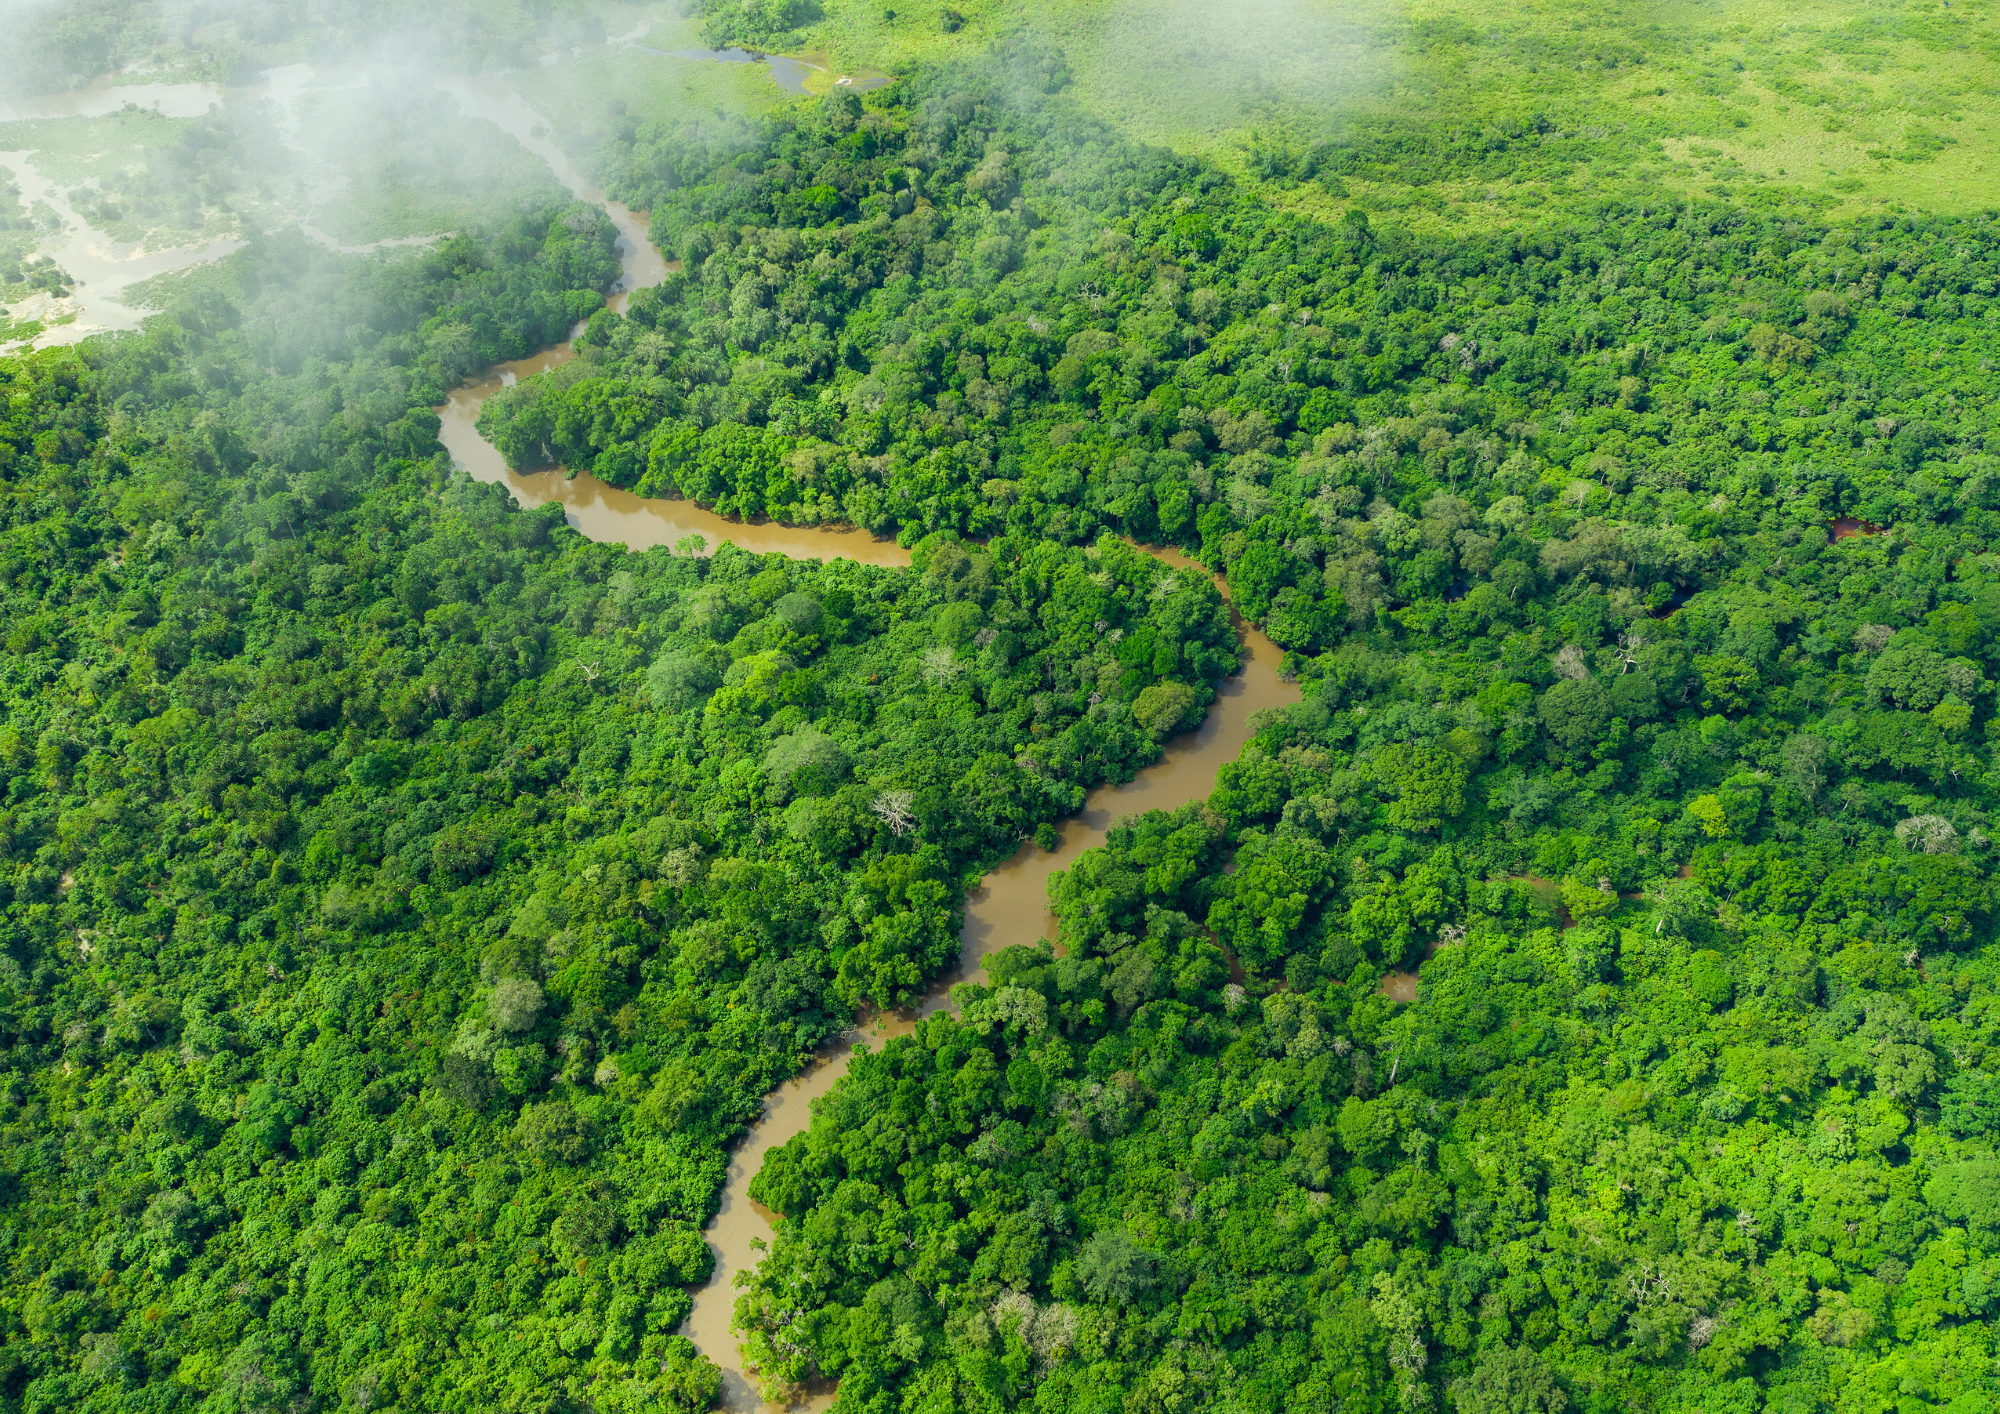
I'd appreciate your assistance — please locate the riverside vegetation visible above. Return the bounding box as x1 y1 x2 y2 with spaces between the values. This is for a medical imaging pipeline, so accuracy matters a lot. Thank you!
5 22 2000 1414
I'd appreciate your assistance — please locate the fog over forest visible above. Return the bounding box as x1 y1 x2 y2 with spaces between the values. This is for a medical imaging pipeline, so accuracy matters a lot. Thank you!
3 4 2000 1414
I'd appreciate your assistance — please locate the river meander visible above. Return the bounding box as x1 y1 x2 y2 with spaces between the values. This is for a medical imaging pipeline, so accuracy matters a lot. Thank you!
445 75 1309 1414
438 318 1297 1412
431 90 1299 1407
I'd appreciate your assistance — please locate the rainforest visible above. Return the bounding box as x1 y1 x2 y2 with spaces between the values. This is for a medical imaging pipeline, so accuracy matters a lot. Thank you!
4 3 2000 1414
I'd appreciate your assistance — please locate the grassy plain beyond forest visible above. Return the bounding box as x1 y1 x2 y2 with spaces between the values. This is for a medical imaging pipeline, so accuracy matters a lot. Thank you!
4 0 1994 340
669 0 2000 223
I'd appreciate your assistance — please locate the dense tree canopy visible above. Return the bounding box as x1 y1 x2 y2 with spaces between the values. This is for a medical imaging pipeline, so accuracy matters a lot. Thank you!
7 27 2000 1414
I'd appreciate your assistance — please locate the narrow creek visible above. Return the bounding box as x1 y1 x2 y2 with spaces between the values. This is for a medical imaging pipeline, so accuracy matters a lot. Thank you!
0 148 245 347
431 101 1299 1406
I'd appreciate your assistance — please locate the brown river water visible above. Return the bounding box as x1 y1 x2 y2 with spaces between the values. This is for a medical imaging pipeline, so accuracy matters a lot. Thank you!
440 332 1298 1408
432 158 1299 1400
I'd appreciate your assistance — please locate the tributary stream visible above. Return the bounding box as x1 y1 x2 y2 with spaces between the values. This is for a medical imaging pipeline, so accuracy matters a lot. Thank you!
0 35 868 350
432 86 1301 1412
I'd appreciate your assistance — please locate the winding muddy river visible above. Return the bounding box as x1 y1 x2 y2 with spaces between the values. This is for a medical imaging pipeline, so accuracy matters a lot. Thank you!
432 120 1298 1404
440 337 1295 1414
9 56 1298 1411
669 553 1293 1410
4 51 1298 1412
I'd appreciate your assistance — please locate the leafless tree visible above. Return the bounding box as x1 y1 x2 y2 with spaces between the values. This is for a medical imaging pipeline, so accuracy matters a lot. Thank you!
871 790 917 836
921 645 963 685
1626 1261 1678 1308
1895 814 1959 855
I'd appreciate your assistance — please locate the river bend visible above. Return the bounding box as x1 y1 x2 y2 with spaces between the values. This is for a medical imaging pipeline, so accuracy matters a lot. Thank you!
431 86 1297 1414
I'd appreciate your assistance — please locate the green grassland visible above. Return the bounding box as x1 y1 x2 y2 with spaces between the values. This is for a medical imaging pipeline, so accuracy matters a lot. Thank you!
16 0 1991 259
741 0 2000 224
5 0 1996 302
